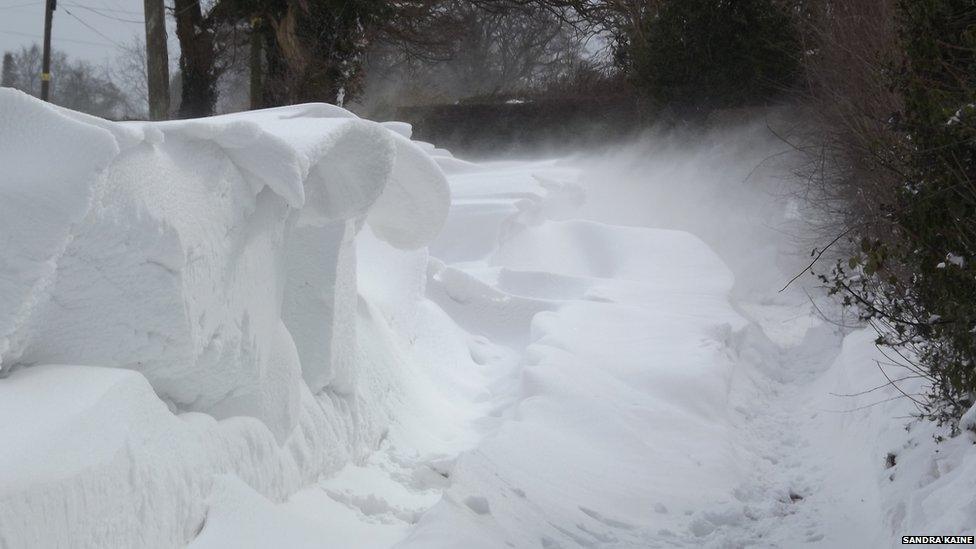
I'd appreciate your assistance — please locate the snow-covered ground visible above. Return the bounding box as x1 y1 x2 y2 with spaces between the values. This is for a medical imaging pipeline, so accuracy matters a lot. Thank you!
1 91 974 548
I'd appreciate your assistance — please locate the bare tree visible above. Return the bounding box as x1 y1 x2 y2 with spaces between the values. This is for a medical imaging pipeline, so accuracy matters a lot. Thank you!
446 3 581 97
513 0 663 49
113 37 150 118
358 1 585 112
55 61 129 118
792 0 904 237
5 45 132 118
11 45 43 96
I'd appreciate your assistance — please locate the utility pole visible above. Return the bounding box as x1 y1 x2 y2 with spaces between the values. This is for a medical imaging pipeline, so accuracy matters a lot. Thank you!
143 0 170 120
40 0 54 101
249 16 263 110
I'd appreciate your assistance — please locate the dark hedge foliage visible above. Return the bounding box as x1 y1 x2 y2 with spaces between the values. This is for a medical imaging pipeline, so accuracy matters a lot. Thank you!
624 0 801 114
824 0 976 427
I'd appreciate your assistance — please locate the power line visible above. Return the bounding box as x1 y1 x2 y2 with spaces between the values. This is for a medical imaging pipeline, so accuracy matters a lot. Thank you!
61 1 140 15
61 4 142 23
61 7 123 47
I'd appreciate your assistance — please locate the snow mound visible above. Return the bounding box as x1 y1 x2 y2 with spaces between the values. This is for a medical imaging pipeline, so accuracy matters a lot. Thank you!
0 365 337 547
492 219 735 293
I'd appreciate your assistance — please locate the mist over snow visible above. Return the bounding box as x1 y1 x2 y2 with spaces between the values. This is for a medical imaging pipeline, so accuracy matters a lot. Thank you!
0 89 974 549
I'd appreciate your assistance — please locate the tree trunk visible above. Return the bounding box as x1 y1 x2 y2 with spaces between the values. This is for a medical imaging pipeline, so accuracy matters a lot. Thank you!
271 5 341 105
173 0 216 118
261 25 289 107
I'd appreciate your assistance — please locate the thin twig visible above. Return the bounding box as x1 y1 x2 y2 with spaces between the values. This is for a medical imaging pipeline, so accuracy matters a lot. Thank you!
779 227 854 293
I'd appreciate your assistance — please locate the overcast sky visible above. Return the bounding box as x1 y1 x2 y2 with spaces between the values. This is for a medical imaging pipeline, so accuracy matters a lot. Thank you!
0 0 176 65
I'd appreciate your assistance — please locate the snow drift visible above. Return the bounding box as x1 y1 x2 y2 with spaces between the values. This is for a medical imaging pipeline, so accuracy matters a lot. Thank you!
0 89 448 547
0 89 447 439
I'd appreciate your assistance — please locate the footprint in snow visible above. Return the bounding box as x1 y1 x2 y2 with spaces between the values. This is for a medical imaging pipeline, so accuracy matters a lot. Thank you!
464 495 491 515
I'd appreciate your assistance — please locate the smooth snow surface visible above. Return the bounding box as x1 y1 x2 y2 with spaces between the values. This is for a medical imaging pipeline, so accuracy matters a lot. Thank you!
1 95 974 548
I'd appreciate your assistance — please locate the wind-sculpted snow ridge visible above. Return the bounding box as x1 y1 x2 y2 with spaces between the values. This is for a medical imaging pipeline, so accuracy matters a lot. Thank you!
0 89 448 547
402 167 758 549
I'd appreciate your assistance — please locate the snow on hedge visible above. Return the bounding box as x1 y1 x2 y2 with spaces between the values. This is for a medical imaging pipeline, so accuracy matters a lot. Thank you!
0 89 447 547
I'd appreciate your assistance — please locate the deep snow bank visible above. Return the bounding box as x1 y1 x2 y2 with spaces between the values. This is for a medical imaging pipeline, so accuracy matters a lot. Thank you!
0 90 448 547
0 89 447 439
804 328 976 545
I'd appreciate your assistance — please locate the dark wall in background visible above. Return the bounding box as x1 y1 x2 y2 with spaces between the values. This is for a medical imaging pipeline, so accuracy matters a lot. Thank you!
395 98 641 158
